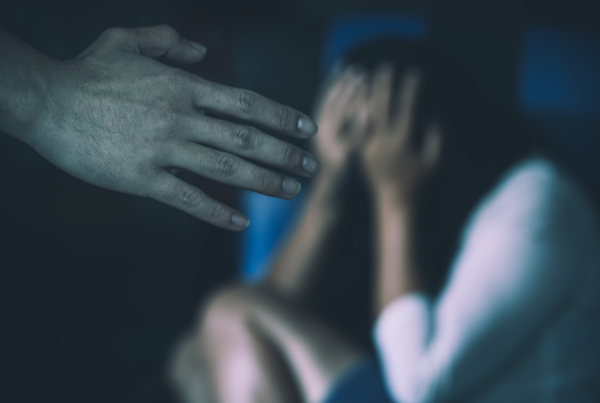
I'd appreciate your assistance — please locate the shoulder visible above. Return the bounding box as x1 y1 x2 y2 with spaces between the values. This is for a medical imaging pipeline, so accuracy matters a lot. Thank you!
483 157 578 213
457 156 600 277
446 156 600 308
465 156 598 239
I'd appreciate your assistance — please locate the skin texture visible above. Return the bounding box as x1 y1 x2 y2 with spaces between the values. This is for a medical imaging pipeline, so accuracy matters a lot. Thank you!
0 25 321 231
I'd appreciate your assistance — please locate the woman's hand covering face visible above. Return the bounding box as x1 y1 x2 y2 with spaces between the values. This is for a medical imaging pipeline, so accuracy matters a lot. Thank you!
312 66 369 176
360 65 442 202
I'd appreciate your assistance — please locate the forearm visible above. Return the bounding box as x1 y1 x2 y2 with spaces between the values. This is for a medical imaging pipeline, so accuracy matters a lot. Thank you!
374 190 420 314
0 27 54 143
266 172 346 299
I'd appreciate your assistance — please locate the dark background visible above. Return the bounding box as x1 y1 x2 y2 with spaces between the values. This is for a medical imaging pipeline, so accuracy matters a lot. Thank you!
1 0 599 402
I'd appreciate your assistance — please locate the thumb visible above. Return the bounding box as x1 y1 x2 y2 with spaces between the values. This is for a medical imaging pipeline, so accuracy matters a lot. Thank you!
127 24 207 64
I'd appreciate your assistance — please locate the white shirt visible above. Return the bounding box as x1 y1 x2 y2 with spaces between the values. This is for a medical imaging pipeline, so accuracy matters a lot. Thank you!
374 157 600 403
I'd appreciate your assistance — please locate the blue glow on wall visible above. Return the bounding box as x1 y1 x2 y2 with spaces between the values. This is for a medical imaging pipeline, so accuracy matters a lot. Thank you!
520 26 600 115
518 25 600 188
238 190 306 282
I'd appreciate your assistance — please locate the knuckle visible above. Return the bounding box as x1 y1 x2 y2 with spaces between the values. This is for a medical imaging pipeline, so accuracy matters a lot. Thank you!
275 107 292 131
236 90 258 115
209 202 226 221
281 143 296 166
235 127 257 151
260 169 276 190
178 186 203 209
216 154 239 178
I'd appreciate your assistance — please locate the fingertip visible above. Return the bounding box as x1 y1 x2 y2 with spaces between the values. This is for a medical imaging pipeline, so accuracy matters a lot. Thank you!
186 40 207 62
231 214 250 230
302 156 322 176
188 40 207 53
298 117 318 137
282 178 302 197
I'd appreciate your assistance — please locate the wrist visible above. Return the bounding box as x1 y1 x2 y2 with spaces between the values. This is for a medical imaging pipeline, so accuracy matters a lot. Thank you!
311 165 347 200
13 56 58 146
0 30 57 145
317 161 348 183
310 177 343 212
373 185 416 210
303 173 350 228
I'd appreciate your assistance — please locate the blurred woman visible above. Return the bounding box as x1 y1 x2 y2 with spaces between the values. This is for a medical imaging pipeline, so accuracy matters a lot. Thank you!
169 39 600 403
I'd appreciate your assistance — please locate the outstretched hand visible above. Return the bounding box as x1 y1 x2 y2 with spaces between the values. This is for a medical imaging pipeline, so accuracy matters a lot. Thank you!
9 25 321 231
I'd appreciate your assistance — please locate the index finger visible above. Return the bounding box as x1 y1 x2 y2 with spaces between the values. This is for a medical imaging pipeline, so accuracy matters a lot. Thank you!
194 79 318 139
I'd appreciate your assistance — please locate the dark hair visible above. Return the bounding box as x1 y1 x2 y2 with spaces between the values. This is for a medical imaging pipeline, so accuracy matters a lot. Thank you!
341 38 536 295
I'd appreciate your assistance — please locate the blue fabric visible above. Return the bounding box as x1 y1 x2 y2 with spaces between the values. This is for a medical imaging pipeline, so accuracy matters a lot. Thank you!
519 25 600 115
322 359 394 403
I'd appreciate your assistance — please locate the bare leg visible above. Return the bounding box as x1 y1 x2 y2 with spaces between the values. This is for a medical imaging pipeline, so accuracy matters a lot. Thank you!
173 285 365 403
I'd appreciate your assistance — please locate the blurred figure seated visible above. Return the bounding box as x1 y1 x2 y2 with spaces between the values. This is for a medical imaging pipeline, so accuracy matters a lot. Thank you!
168 39 600 403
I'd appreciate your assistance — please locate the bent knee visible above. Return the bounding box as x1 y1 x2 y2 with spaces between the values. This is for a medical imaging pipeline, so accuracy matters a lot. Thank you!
198 285 264 336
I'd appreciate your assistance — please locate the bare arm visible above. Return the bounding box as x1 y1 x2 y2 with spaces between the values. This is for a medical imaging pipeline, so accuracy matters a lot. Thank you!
360 66 442 314
266 66 368 299
0 25 321 231
373 193 420 312
266 171 346 298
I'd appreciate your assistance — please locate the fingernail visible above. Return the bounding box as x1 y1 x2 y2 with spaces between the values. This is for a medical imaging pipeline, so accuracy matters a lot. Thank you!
302 156 321 175
298 117 318 136
188 40 207 52
231 214 250 229
282 178 301 196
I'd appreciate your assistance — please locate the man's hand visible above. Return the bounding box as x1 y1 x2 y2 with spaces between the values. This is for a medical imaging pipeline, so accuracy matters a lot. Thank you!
0 25 321 231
